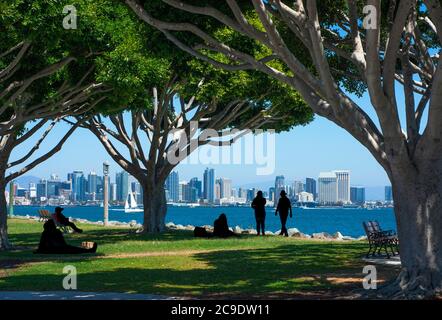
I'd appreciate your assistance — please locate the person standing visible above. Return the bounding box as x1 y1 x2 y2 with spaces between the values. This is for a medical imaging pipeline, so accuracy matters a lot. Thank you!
251 191 267 236
275 190 292 236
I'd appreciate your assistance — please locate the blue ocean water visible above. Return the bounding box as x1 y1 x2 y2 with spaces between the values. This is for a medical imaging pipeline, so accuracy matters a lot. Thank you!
13 205 396 238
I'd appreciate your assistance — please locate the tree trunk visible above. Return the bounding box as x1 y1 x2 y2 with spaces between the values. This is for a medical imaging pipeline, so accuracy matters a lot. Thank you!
381 157 442 299
0 181 11 251
141 183 167 234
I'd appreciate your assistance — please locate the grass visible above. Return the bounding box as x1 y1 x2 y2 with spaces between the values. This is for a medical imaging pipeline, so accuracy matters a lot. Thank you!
0 218 399 298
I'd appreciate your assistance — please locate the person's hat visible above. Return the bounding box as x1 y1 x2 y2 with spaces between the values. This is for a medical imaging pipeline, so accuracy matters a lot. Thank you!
280 190 287 196
55 206 64 213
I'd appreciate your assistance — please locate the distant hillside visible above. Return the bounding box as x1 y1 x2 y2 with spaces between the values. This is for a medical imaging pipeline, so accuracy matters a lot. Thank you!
13 175 41 188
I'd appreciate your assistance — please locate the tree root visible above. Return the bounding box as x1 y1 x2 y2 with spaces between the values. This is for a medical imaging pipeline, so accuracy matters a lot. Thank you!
366 268 442 300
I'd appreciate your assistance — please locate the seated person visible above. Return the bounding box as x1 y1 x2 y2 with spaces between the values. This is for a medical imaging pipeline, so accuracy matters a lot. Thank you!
53 206 83 233
35 219 97 254
213 213 239 238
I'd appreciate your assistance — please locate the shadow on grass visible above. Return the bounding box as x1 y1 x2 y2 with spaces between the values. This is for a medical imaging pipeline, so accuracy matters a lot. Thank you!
0 241 370 298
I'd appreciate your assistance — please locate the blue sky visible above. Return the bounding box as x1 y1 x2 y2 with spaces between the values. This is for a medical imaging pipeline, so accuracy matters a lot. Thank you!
9 82 426 200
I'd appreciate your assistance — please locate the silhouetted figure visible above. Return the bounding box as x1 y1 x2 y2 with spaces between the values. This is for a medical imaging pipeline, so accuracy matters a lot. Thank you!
251 190 266 236
53 206 83 233
213 213 238 238
275 190 292 236
35 219 97 254
194 226 213 238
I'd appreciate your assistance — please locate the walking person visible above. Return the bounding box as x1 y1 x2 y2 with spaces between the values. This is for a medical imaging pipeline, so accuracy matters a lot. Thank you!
275 190 292 236
251 190 266 236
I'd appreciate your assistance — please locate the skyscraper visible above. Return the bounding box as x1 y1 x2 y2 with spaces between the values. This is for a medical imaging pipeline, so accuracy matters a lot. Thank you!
292 180 304 196
189 177 202 199
203 168 215 203
70 170 86 202
333 170 351 204
274 175 285 206
350 186 366 204
88 171 97 201
166 171 179 202
218 178 232 199
385 186 393 202
115 171 129 202
305 178 317 200
318 172 338 204
36 180 47 200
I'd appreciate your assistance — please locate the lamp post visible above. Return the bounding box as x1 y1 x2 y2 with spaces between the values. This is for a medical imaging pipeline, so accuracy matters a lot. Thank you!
103 161 109 226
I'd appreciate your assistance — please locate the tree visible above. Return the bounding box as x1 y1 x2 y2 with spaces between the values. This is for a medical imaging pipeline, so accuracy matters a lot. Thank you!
84 72 301 232
0 0 156 250
126 0 442 297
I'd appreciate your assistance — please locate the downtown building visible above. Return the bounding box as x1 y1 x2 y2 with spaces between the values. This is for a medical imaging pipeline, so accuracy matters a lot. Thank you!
318 170 351 205
274 175 285 206
203 168 215 203
115 171 129 203
305 178 317 200
166 171 180 203
350 186 366 204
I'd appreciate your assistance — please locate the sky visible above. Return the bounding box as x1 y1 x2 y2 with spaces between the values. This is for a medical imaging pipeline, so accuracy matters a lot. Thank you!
9 82 427 200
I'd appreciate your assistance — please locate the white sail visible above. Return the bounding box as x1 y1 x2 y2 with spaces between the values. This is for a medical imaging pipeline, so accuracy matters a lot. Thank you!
129 192 137 209
124 192 143 213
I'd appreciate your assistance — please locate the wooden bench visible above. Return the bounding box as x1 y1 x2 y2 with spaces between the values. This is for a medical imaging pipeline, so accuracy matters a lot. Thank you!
363 221 399 258
38 209 52 222
51 213 72 234
38 209 72 233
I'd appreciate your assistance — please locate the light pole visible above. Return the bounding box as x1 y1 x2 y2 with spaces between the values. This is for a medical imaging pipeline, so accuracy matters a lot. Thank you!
103 161 109 226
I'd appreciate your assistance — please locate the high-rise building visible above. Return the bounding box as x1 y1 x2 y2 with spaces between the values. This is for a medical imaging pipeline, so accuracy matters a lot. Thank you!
305 178 316 200
166 171 179 202
333 170 351 204
88 171 97 201
70 170 86 202
274 175 285 206
110 182 117 202
218 178 232 199
247 188 257 202
203 168 215 203
115 171 129 202
268 187 275 202
189 177 202 199
36 180 47 200
385 186 393 202
318 172 338 204
215 179 221 200
350 186 366 204
292 180 304 196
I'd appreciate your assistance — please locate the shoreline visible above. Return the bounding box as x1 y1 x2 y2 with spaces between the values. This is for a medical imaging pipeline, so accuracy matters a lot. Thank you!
8 213 366 241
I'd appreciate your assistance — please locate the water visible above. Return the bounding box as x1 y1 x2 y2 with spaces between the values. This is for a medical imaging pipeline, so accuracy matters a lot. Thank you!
13 205 396 238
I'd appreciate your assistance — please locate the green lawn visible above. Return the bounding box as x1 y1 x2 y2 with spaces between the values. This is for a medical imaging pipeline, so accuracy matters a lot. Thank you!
0 218 396 298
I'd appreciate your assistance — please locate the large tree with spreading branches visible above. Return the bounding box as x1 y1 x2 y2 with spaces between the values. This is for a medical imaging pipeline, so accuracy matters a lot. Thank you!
80 0 312 233
0 0 160 250
126 0 442 298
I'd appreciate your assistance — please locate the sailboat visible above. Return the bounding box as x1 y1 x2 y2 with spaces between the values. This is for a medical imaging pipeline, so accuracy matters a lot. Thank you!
125 191 143 213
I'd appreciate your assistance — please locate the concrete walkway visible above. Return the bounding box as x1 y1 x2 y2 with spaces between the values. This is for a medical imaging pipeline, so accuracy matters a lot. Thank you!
362 255 401 266
0 291 180 300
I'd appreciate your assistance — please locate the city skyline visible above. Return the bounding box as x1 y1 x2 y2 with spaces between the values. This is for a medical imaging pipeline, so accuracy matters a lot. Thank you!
10 166 393 203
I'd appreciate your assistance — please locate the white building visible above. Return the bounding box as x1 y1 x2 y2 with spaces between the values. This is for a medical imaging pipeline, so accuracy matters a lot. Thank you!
297 191 314 203
318 172 338 204
333 170 351 204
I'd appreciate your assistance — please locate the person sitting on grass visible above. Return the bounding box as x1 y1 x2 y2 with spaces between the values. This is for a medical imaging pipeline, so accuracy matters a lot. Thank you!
213 213 239 238
53 206 83 233
35 219 97 254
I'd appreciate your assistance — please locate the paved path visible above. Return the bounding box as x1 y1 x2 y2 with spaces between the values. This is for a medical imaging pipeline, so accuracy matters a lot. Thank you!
0 291 181 300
